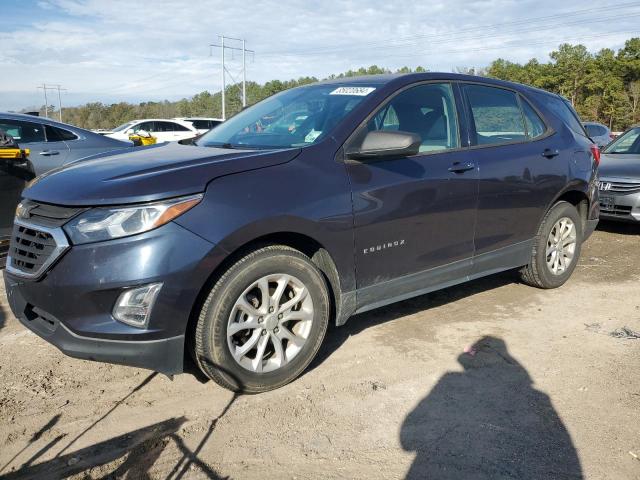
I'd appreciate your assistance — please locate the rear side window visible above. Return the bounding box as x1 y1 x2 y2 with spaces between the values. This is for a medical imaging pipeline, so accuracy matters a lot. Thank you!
464 85 526 146
521 99 546 139
0 120 45 143
366 82 459 153
45 125 78 141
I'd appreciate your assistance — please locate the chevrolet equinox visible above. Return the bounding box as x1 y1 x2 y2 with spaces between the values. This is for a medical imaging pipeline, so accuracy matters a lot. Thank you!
4 73 600 392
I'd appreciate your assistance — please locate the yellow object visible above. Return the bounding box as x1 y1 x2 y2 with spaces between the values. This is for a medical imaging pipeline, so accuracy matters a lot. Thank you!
0 148 30 159
129 134 157 146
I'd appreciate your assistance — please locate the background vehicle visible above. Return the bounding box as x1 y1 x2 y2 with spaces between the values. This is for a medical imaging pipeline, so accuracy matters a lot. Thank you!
104 119 198 143
598 125 640 222
0 113 132 264
174 117 223 135
4 73 599 393
583 121 614 148
0 113 132 176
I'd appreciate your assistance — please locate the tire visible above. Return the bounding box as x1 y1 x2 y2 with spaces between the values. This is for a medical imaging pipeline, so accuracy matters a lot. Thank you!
520 201 583 289
194 245 330 393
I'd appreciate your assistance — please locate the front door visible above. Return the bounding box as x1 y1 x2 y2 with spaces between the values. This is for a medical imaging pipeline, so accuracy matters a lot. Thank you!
344 83 478 308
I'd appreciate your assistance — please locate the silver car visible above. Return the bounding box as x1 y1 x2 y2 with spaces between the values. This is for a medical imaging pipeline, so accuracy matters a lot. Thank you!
0 113 132 176
583 121 613 149
598 125 640 222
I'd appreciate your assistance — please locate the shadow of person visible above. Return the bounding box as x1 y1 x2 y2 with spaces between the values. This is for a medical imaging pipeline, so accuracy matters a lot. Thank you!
400 336 583 480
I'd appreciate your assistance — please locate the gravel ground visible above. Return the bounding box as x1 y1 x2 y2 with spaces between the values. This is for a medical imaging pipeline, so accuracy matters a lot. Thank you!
0 221 639 480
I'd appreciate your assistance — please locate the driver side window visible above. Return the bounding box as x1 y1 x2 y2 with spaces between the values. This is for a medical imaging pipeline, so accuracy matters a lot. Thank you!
366 83 460 153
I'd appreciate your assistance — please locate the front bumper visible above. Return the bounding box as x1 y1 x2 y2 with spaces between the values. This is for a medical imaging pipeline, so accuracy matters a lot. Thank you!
598 190 640 223
3 221 220 375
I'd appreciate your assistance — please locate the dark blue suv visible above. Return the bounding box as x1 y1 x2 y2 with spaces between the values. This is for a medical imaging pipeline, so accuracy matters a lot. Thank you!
3 73 599 392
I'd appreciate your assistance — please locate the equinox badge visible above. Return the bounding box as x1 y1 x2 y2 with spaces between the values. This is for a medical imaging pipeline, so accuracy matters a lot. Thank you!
363 240 405 255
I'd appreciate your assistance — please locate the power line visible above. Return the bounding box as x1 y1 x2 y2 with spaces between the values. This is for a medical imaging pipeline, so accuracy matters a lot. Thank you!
37 84 67 121
259 2 640 58
210 35 254 119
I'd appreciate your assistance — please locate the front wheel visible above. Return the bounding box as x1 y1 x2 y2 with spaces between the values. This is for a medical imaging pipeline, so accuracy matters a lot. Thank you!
520 201 583 289
194 245 330 393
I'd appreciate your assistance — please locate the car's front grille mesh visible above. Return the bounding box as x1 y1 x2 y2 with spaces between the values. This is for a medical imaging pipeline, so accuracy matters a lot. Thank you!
599 203 633 217
10 225 58 273
602 181 640 194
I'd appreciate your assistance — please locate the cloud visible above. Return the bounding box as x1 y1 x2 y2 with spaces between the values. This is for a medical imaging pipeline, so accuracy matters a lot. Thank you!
1 0 638 110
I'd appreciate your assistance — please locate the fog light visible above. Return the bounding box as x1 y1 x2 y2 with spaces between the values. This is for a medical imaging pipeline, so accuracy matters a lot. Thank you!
113 283 162 328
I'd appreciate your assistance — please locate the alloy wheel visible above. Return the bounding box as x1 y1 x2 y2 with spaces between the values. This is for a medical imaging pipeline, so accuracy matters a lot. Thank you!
545 217 577 275
227 274 314 373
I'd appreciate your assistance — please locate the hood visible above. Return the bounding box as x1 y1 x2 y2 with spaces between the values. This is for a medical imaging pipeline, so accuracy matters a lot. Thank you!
24 142 301 206
599 153 640 180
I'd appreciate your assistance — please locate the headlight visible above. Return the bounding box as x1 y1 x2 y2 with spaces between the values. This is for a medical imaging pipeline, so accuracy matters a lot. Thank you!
63 194 202 244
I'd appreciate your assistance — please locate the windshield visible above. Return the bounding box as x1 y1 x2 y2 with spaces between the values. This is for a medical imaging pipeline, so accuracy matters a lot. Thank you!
197 84 376 149
604 127 640 154
112 121 135 133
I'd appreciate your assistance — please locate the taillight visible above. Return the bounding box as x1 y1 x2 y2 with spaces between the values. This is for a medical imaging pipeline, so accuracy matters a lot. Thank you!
590 144 601 166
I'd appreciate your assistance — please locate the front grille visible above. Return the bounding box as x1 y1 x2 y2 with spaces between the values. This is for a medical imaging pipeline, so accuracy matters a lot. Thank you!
600 181 640 194
600 204 633 217
10 225 57 272
7 221 69 279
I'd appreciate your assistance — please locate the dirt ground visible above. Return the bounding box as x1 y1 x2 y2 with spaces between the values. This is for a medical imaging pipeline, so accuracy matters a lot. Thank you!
0 221 639 480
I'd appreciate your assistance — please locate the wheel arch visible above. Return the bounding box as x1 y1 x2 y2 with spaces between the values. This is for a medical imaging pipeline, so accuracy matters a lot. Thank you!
184 231 347 364
543 183 591 234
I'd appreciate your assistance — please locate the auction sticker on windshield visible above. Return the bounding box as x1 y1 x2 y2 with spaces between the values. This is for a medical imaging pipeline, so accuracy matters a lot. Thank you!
330 86 376 96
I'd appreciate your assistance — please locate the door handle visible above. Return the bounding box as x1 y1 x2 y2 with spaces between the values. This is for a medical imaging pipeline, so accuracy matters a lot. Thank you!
39 150 60 156
448 162 475 173
542 148 560 158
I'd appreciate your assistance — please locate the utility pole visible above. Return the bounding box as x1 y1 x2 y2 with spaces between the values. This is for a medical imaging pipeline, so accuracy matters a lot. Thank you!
37 84 67 121
210 36 254 120
221 36 226 121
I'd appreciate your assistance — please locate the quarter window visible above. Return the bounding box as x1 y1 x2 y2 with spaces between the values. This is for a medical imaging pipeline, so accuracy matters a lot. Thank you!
366 83 459 153
521 99 546 139
45 125 78 142
464 85 526 146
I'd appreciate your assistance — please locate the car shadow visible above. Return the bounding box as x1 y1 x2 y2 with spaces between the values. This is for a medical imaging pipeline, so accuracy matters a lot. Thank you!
1 370 238 479
400 336 583 479
596 219 640 235
310 270 519 372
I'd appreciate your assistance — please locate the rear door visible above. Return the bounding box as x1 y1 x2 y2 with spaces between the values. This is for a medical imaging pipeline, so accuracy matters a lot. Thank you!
155 121 195 142
345 82 478 304
461 83 567 272
0 118 69 175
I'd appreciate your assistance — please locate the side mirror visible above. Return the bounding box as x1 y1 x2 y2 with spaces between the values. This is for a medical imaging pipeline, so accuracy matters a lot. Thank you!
348 130 421 160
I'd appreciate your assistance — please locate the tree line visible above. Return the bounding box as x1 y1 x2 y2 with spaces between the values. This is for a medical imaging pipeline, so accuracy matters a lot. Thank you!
36 38 639 132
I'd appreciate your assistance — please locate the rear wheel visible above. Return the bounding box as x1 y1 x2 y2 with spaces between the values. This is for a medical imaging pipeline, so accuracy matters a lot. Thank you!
520 201 583 289
194 245 329 393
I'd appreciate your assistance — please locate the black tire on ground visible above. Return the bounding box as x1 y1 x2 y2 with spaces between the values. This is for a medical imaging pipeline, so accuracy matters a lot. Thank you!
520 201 583 289
194 245 330 393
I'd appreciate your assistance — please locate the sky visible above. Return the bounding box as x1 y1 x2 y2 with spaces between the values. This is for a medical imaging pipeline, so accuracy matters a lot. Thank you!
1 0 639 111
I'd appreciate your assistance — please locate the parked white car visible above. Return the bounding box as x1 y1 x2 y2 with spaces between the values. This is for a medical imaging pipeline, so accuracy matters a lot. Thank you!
174 117 223 135
104 119 198 143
